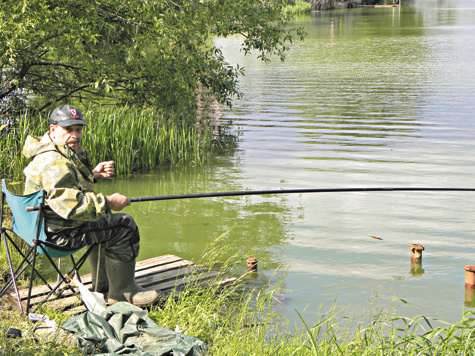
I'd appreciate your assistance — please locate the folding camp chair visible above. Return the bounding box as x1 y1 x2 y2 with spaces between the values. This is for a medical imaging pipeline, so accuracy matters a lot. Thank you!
0 179 96 314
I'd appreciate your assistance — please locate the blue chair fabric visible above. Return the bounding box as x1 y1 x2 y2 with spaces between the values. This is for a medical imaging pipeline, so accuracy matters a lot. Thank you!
0 179 94 314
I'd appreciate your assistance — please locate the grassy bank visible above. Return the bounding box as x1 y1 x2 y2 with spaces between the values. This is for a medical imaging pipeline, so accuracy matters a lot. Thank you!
3 271 475 355
2 237 475 355
0 105 221 182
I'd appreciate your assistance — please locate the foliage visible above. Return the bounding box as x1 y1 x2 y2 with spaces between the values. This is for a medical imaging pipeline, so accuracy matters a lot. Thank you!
0 112 47 182
283 0 313 15
82 105 216 173
294 302 475 355
1 0 303 119
0 105 224 182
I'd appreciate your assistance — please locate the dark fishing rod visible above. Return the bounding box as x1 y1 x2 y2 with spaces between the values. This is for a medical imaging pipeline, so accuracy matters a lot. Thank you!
129 187 475 203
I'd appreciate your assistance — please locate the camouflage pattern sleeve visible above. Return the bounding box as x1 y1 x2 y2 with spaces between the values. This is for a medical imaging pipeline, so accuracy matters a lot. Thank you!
40 159 107 221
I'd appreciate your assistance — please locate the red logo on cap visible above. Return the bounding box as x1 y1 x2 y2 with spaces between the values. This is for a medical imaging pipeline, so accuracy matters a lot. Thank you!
69 108 79 119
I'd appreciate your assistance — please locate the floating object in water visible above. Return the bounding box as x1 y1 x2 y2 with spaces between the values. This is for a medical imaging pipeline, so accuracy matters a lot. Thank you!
370 235 383 240
273 294 290 303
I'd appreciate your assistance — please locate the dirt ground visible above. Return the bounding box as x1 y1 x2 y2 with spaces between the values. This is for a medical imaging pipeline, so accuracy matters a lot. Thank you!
0 289 27 322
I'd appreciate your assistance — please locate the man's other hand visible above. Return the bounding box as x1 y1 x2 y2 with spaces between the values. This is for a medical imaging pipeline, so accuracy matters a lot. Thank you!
106 193 131 211
93 161 115 180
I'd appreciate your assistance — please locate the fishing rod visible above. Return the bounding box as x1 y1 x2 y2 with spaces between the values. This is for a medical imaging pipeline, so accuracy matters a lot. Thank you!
129 187 475 203
25 187 475 211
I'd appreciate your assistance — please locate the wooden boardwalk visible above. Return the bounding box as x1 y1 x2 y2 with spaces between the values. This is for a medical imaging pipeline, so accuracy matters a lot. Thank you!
11 254 235 315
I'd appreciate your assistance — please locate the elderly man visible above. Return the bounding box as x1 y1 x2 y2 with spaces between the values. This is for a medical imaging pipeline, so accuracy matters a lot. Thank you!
22 104 162 307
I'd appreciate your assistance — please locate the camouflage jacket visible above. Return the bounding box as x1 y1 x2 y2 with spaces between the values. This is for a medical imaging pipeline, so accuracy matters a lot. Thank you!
23 133 107 233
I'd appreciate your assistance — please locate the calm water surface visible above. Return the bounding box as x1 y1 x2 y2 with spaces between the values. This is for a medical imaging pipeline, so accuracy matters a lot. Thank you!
100 0 475 326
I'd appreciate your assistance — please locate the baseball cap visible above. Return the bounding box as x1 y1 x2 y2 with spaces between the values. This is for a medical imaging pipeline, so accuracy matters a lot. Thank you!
49 105 87 127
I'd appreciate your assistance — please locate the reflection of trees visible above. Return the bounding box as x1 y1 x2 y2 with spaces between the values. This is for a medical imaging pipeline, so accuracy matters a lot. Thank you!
227 9 428 153
294 9 427 148
98 167 292 270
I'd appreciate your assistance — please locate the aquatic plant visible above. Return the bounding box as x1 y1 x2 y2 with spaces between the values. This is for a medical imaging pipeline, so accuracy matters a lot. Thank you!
0 111 47 183
284 0 313 15
82 105 214 174
0 105 219 182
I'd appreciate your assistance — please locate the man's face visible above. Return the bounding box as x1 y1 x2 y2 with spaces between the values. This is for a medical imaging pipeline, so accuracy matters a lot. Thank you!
50 124 84 152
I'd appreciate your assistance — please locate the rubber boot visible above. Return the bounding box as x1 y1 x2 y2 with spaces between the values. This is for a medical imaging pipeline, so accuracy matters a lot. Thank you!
88 245 109 294
105 256 165 307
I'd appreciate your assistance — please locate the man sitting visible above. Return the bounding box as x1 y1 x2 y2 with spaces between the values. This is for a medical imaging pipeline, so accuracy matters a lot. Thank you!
22 105 162 307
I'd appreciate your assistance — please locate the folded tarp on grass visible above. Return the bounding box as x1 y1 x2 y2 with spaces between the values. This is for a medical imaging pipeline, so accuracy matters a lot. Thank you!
61 302 207 356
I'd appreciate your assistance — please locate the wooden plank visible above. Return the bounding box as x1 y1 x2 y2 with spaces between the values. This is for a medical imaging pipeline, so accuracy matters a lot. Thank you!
140 266 197 288
136 261 195 284
9 254 234 313
135 254 184 268
135 260 194 279
15 255 188 300
21 263 193 307
153 270 220 292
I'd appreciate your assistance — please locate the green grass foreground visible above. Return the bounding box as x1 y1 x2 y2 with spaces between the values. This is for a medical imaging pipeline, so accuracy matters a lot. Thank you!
1 237 475 355
0 105 220 182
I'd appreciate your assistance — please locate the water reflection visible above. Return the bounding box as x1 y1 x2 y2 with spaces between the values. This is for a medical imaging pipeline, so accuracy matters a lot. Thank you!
409 261 424 277
98 166 293 273
464 286 475 308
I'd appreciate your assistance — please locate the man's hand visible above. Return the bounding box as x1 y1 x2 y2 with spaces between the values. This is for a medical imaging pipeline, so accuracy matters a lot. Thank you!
93 161 115 181
106 193 131 211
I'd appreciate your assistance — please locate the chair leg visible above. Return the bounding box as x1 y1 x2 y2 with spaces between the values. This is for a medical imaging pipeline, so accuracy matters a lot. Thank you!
56 258 62 285
26 244 39 315
0 231 53 294
1 230 54 314
27 244 98 313
1 230 23 313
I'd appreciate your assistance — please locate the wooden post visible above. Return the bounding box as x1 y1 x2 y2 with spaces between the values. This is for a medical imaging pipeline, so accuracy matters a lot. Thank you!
246 258 258 272
465 266 475 307
410 244 424 261
465 265 475 288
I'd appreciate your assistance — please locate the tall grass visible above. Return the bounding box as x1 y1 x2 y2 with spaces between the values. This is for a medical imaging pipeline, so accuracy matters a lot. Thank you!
294 301 475 355
83 105 213 174
283 0 313 16
147 236 475 355
0 105 217 182
0 111 48 183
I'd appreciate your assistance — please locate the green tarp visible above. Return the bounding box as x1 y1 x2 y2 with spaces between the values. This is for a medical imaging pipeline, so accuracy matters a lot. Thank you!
62 302 207 356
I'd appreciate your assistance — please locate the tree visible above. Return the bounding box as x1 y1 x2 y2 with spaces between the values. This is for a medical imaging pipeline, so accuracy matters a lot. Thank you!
1 0 302 120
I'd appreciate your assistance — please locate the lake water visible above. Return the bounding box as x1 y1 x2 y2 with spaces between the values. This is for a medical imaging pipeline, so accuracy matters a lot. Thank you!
100 0 475 327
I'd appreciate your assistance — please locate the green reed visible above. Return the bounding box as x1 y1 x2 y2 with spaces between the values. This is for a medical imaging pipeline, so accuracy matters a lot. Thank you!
0 105 216 182
283 0 312 16
82 105 213 174
0 111 48 183
294 299 475 355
